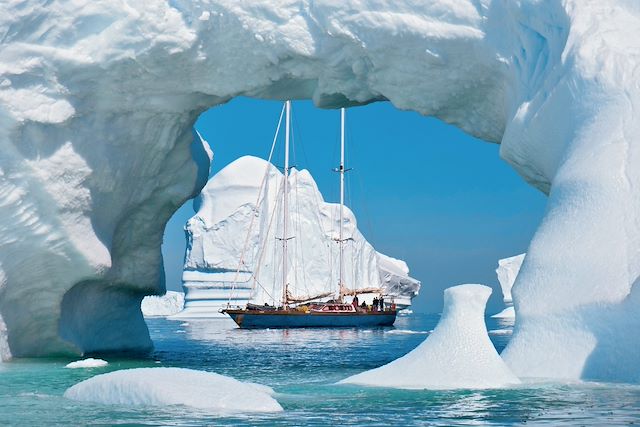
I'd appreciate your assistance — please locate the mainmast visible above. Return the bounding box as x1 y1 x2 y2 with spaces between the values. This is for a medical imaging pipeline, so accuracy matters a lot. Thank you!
338 107 346 302
281 100 291 308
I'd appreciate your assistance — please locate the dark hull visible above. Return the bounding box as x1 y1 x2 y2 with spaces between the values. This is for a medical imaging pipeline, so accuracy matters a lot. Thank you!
223 309 397 328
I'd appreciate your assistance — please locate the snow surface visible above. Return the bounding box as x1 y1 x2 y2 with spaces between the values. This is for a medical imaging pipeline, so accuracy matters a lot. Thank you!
64 367 283 413
490 254 524 319
182 156 420 315
141 291 185 317
341 284 520 389
0 0 638 385
65 358 108 369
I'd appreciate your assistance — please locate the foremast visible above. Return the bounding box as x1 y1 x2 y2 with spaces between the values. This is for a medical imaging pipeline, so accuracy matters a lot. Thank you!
280 101 339 308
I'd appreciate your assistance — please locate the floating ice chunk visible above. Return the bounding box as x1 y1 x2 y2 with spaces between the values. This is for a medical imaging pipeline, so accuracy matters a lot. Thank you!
491 254 524 319
341 284 520 389
385 329 429 335
491 306 516 319
496 254 525 306
64 367 283 413
65 358 108 369
141 291 185 317
488 328 513 336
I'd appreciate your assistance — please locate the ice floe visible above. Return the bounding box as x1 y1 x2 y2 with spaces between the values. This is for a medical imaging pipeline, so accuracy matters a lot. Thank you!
64 367 282 413
65 358 108 369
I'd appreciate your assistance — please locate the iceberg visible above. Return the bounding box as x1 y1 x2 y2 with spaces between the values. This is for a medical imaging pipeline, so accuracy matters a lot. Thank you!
491 254 524 319
181 156 420 317
377 253 422 311
496 254 524 307
0 0 638 385
141 291 185 317
341 284 520 389
64 367 283 413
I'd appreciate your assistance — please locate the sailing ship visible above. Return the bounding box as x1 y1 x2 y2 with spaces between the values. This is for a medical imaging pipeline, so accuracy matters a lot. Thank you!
223 101 397 328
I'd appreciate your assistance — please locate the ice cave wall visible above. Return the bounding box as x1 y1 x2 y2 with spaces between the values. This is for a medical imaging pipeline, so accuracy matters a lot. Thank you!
0 0 639 384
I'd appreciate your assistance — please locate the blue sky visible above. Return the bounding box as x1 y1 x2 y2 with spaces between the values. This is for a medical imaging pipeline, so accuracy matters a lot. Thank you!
162 97 547 314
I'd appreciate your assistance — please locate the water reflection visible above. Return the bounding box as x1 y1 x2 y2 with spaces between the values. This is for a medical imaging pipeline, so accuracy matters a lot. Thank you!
181 317 389 349
149 315 435 388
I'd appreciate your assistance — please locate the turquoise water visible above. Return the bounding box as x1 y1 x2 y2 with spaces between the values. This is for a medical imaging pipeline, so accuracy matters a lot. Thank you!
1 314 639 426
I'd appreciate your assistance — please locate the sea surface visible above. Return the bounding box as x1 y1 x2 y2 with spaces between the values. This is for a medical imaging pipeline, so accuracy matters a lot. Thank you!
1 314 639 426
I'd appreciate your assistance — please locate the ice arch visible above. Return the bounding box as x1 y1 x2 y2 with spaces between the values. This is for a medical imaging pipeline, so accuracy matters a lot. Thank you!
0 0 639 383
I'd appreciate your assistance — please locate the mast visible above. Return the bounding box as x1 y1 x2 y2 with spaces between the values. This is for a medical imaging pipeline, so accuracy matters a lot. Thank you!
338 107 346 302
282 100 291 308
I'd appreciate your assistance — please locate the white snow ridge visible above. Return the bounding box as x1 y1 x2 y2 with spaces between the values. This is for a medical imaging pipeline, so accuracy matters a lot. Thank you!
64 368 283 413
341 285 520 390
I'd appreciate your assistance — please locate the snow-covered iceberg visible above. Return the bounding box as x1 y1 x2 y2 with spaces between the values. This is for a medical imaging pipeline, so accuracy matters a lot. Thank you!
181 156 420 317
141 291 185 317
64 367 282 413
491 254 524 319
0 0 638 385
342 284 520 389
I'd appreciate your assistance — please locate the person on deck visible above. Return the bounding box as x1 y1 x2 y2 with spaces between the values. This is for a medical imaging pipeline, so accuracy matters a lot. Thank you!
352 295 359 309
379 296 385 311
372 297 379 311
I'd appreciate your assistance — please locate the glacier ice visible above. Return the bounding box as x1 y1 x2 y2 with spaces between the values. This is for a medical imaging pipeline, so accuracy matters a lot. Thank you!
141 291 185 317
341 284 520 389
182 155 420 316
0 0 638 384
64 367 283 413
491 254 524 319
